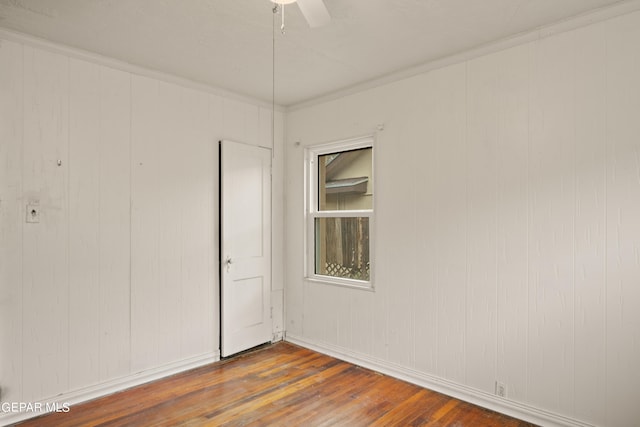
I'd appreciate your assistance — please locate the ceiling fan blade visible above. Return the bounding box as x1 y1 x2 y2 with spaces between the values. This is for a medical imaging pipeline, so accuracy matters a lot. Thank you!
296 0 331 28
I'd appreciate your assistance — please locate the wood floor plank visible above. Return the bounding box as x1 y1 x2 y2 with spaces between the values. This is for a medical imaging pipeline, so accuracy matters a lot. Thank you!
234 366 370 426
15 342 537 426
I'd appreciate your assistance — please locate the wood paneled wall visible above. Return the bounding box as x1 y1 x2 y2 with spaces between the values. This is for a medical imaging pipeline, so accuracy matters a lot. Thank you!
0 36 284 414
285 11 640 427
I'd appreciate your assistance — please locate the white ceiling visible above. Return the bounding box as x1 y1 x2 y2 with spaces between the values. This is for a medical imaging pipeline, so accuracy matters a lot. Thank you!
0 0 627 106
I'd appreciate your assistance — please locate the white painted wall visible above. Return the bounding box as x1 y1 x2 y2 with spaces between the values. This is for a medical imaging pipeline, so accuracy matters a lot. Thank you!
0 35 284 422
285 10 640 427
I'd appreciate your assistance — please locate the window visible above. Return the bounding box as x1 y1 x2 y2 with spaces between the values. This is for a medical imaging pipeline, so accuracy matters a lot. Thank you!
306 136 374 289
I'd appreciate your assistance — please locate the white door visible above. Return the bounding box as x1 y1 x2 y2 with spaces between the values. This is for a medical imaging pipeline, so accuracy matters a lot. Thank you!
220 140 272 357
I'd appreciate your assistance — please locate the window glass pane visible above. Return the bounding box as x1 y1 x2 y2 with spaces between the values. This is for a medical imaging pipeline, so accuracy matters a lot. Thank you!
318 147 372 211
315 217 370 281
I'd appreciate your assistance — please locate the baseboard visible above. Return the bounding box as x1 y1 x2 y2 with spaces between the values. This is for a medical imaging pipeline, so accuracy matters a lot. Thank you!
285 335 595 427
0 351 219 426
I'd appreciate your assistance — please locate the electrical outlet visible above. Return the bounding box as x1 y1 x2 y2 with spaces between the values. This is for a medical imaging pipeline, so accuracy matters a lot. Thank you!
495 381 506 398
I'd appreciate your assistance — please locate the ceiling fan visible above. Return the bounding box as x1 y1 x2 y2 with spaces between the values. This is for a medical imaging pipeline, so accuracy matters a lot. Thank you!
270 0 331 28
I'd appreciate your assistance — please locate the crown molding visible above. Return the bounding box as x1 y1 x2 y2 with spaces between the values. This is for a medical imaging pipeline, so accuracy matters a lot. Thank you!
287 0 640 112
0 26 285 112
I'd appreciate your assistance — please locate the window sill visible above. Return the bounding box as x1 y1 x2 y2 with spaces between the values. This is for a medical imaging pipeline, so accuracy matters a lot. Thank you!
305 275 375 292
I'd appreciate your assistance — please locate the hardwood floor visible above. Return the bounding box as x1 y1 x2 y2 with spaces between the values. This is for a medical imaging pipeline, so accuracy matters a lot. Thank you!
16 342 536 426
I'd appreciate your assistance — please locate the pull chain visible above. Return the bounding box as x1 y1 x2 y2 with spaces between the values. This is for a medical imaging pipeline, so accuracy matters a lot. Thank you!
272 4 277 158
281 3 286 34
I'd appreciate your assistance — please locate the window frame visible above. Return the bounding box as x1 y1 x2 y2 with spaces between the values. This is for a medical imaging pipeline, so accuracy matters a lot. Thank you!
305 135 375 290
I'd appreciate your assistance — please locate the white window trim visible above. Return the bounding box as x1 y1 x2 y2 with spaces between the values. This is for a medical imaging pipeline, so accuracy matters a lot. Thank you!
304 135 375 290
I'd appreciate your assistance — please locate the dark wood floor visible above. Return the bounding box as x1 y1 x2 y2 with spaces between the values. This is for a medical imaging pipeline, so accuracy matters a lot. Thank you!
16 342 536 426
